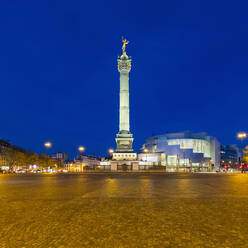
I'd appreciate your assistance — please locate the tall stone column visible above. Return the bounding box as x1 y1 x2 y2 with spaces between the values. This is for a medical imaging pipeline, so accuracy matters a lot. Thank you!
115 54 134 153
119 55 131 132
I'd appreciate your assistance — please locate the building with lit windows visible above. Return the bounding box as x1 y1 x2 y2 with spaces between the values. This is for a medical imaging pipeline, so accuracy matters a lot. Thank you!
0 140 26 170
220 144 239 169
139 131 220 172
65 154 101 172
75 154 101 170
51 152 68 163
242 146 248 164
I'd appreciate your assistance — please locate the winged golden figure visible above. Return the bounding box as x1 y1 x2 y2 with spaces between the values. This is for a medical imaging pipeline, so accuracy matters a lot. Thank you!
122 37 129 55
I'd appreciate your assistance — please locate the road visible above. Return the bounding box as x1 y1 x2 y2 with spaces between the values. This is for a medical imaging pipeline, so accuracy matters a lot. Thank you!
0 173 248 248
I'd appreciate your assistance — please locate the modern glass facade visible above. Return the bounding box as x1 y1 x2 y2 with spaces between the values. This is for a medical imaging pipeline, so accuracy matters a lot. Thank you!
141 131 220 171
167 139 211 158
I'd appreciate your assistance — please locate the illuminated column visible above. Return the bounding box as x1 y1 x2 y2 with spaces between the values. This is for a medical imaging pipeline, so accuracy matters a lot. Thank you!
118 55 131 132
115 54 134 152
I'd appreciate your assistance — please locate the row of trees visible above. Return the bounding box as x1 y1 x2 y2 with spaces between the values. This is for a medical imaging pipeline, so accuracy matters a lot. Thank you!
0 150 64 170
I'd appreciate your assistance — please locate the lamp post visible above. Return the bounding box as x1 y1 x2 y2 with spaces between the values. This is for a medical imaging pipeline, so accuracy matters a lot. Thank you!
78 146 85 160
143 148 149 170
143 148 148 161
44 141 52 149
78 146 85 172
181 143 186 172
78 146 85 153
108 148 114 157
44 142 52 172
237 132 247 146
237 132 247 173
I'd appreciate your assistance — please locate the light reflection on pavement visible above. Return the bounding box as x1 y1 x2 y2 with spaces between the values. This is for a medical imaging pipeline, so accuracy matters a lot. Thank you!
0 173 247 248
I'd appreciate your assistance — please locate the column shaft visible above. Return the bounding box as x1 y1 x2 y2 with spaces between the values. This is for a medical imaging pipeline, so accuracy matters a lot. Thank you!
119 71 130 132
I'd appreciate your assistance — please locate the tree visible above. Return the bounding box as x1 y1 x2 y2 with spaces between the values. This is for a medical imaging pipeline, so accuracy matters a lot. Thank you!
0 141 41 171
26 152 39 166
4 150 17 170
38 154 53 169
53 158 65 169
4 150 26 170
15 152 26 168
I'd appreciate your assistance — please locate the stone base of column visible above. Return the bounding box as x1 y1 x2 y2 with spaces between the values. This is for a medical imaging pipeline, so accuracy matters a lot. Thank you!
132 162 139 171
109 160 140 171
115 130 134 153
110 162 117 171
112 152 137 160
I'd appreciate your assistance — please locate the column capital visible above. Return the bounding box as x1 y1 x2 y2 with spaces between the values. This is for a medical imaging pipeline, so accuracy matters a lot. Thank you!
118 55 131 72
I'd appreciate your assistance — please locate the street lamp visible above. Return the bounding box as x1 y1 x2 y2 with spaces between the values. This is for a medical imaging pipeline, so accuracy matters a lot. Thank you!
78 146 85 168
143 148 149 164
44 142 52 172
78 146 85 161
237 132 247 143
237 132 247 173
44 141 52 149
181 142 186 171
78 146 85 153
108 149 114 160
108 148 114 155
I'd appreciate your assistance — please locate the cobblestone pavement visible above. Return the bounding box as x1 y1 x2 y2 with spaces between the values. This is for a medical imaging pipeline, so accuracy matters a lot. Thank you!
0 173 248 248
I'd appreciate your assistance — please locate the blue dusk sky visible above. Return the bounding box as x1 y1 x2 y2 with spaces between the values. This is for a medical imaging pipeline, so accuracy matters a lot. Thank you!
0 0 247 158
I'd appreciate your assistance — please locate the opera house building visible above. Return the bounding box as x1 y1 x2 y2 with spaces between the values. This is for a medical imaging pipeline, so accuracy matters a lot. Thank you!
139 131 220 172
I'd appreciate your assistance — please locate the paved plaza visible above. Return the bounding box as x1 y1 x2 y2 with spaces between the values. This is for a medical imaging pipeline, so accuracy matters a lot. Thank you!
0 173 248 248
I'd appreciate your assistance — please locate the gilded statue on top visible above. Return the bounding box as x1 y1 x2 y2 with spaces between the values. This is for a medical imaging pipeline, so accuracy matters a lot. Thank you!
122 37 129 55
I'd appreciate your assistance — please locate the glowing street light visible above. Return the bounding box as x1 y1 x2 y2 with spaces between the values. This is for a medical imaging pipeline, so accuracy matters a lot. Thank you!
237 132 247 140
108 148 114 158
78 146 85 153
237 132 247 173
44 142 52 149
237 132 247 148
108 148 114 155
143 148 149 162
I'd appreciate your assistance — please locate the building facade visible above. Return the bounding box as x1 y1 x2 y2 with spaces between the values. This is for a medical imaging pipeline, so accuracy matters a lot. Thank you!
75 154 101 168
242 146 248 164
140 131 220 172
51 152 68 163
66 154 101 172
0 140 26 170
220 144 239 169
